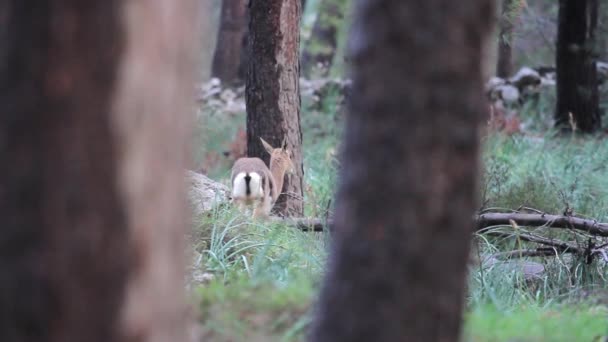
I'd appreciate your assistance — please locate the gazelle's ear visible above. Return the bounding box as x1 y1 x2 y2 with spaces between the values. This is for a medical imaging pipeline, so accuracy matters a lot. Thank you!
281 137 287 150
260 137 274 154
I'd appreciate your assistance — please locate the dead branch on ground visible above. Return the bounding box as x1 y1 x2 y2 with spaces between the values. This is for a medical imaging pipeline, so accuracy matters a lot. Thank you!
283 211 608 263
284 212 608 236
476 212 608 237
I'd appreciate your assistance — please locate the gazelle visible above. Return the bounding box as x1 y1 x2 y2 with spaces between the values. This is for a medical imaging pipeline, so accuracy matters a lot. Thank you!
230 137 295 218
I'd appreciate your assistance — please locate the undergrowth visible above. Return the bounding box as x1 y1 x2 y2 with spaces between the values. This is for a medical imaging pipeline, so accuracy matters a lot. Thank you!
192 82 608 340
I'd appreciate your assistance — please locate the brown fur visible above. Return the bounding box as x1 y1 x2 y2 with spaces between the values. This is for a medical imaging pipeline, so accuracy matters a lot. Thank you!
230 137 294 218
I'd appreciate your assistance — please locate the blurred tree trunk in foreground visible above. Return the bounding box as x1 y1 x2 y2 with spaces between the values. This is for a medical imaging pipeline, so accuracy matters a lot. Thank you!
555 0 600 133
246 0 304 217
310 0 493 341
0 1 200 341
301 0 348 77
212 0 248 84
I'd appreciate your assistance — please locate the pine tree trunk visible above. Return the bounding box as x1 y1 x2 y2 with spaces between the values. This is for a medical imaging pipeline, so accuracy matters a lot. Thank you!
309 0 493 341
201 0 216 81
246 0 304 217
496 0 515 78
301 0 348 77
599 1 607 61
212 0 249 84
0 1 199 341
555 0 600 133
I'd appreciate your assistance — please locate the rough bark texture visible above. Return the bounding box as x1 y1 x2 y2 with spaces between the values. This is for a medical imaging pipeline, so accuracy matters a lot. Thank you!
0 1 199 341
211 0 248 84
309 0 493 341
301 0 348 77
555 0 600 132
496 0 515 77
246 0 304 217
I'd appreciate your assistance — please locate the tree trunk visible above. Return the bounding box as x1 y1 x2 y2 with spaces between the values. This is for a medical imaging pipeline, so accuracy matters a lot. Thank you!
496 0 515 77
555 0 600 133
201 0 215 81
246 0 304 217
0 1 200 341
301 0 348 77
599 0 608 61
212 0 248 84
310 0 493 341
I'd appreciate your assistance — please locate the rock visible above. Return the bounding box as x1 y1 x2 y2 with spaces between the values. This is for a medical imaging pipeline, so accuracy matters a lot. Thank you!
197 77 222 100
485 76 505 93
496 84 520 104
192 270 215 284
509 67 541 89
478 255 545 281
299 77 351 101
219 88 236 102
186 170 230 215
540 76 556 87
598 61 608 83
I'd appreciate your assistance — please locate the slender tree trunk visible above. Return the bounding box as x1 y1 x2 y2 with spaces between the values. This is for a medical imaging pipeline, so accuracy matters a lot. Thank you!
246 0 304 217
555 0 600 133
201 0 216 81
310 0 493 341
599 1 608 61
301 0 348 77
0 1 200 341
496 0 515 77
212 0 248 84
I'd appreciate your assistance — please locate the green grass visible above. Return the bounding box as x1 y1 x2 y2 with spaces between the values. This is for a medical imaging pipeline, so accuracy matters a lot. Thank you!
192 207 326 341
193 79 608 340
195 275 315 342
464 304 608 342
482 133 608 219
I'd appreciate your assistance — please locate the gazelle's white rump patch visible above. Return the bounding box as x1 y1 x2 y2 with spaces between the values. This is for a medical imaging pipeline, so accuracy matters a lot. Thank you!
232 172 263 199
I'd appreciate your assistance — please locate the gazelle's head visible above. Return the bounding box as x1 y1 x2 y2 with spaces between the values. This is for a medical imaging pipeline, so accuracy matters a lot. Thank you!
260 137 295 175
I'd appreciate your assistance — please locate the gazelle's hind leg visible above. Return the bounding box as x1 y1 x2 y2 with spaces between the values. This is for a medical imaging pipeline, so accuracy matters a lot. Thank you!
231 198 247 213
252 195 272 219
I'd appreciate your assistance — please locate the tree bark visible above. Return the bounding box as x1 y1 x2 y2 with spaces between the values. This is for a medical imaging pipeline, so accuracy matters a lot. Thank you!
0 1 199 341
301 0 348 77
246 0 304 217
496 0 515 77
309 0 493 341
212 0 249 84
599 0 608 61
555 0 601 133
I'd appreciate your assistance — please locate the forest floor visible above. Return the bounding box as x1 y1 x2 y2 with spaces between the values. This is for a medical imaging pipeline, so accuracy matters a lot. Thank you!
191 83 608 341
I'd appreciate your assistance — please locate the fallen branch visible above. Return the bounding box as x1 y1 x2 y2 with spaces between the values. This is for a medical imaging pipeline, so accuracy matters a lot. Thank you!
280 212 608 262
279 218 326 232
274 210 608 265
476 213 608 237
284 212 608 237
491 248 567 259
